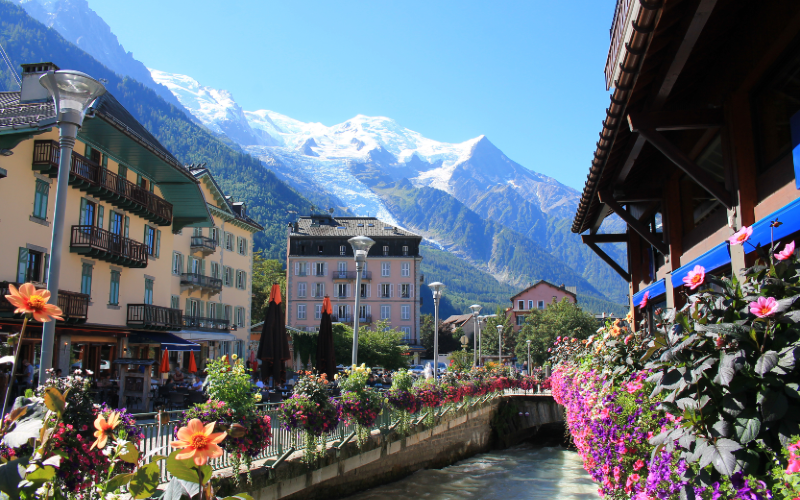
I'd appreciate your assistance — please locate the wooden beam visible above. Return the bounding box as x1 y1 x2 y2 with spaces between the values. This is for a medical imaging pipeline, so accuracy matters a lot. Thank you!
583 240 631 282
598 190 670 255
628 109 723 131
627 118 733 210
616 135 647 184
616 192 662 203
581 234 628 243
650 0 718 109
589 202 607 235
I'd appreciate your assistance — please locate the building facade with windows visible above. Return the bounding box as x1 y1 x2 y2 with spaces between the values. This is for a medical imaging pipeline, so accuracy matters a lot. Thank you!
0 63 215 383
169 167 263 368
505 281 577 332
286 214 424 352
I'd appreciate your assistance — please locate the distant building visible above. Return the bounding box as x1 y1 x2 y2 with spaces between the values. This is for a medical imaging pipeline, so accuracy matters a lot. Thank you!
506 280 577 331
285 214 425 362
440 313 477 339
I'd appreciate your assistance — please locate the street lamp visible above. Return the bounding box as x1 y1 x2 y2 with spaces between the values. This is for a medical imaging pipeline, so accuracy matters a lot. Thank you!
38 70 106 384
429 282 444 380
477 316 484 367
348 235 374 366
469 304 481 367
497 324 504 367
526 339 531 375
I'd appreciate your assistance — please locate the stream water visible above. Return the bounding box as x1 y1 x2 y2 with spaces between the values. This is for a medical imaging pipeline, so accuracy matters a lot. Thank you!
342 445 599 500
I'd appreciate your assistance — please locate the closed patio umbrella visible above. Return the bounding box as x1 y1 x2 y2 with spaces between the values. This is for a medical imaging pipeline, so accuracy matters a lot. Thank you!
316 296 336 380
256 284 290 385
187 351 197 374
159 348 170 376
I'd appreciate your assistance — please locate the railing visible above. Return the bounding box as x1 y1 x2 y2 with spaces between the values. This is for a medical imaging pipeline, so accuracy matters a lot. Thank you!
70 225 148 268
32 140 173 225
330 314 371 323
314 270 325 277
127 304 183 330
183 316 230 332
605 0 634 89
331 271 372 280
0 282 88 322
190 236 217 253
132 392 510 484
180 273 223 292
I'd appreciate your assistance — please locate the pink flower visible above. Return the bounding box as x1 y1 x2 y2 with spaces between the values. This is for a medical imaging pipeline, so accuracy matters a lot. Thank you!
638 291 649 310
682 265 705 290
749 296 779 318
633 459 645 471
729 226 753 246
630 473 640 482
775 241 796 261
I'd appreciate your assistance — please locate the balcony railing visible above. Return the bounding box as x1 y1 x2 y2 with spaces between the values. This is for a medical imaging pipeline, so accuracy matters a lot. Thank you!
605 0 633 89
183 316 230 332
331 271 372 280
127 304 182 331
180 273 223 293
32 140 173 226
70 225 148 268
1 282 88 323
190 236 217 255
331 314 372 324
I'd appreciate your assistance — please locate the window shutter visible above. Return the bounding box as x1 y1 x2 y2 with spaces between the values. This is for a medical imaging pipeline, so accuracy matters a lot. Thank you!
242 272 246 289
367 284 371 298
311 285 316 298
321 283 325 296
79 198 87 226
346 284 351 297
102 155 108 169
124 216 130 238
43 254 50 285
390 284 394 298
294 262 299 275
97 206 104 228
143 224 148 248
323 262 328 276
366 305 371 317
410 284 415 298
186 256 193 274
200 258 206 276
136 173 142 186
156 230 161 257
16 247 28 282
244 239 248 255
185 298 191 314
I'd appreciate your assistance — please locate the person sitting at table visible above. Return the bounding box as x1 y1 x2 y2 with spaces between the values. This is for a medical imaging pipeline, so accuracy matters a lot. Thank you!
163 376 176 392
190 376 203 391
254 376 265 389
173 368 185 384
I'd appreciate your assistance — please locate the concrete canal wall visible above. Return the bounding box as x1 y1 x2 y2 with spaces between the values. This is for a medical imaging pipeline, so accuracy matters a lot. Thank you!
234 395 563 500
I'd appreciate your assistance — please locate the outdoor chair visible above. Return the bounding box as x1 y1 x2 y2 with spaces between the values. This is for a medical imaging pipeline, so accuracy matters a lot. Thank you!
169 392 186 410
187 392 205 405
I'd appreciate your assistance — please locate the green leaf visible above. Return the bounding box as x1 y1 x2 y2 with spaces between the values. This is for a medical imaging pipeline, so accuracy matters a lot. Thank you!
161 477 199 500
119 442 140 464
786 383 800 399
42 388 65 415
698 438 741 475
759 390 788 422
1 403 45 449
104 473 133 492
24 465 55 483
165 450 211 485
129 463 160 499
755 351 779 376
0 460 24 500
219 495 255 500
721 392 747 418
717 350 746 387
733 409 761 444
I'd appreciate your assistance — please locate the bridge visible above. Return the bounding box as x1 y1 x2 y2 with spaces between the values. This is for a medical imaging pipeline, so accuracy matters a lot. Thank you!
164 392 564 500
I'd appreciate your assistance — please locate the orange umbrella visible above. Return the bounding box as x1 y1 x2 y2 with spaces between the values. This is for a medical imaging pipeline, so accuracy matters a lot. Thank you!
187 350 198 373
160 348 170 374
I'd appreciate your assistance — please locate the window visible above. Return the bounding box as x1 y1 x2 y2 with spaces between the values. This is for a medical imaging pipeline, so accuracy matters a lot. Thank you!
210 228 218 244
110 211 123 236
193 227 203 237
538 300 545 310
238 237 248 255
144 225 160 257
516 315 525 326
144 278 154 305
383 246 389 256
337 305 348 320
313 283 324 298
381 305 391 320
224 305 232 322
224 232 234 251
336 283 347 298
528 300 534 310
381 262 390 277
208 262 219 279
400 327 412 343
315 304 323 320
401 262 410 277
360 283 368 298
209 302 217 319
109 271 120 305
298 282 307 298
17 248 47 284
401 284 411 298
118 164 127 180
340 245 346 256
80 263 93 296
318 245 324 254
223 266 233 287
401 305 410 320
402 246 409 256
315 262 326 276
359 305 369 320
518 300 524 310
80 198 96 226
236 270 246 290
236 307 245 327
170 294 179 310
297 304 307 320
33 180 49 220
172 252 183 275
295 262 308 276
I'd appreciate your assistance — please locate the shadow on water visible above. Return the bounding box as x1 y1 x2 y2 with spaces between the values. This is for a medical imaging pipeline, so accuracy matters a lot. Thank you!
340 444 599 500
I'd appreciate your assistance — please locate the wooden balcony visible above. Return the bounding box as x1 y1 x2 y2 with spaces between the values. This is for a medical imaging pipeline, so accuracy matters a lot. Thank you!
180 273 222 295
0 282 88 323
70 225 148 268
190 236 217 256
183 316 230 332
127 304 183 331
331 271 372 281
32 140 172 226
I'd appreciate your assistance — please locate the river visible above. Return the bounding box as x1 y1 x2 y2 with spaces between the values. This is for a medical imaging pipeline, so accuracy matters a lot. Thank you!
342 445 599 500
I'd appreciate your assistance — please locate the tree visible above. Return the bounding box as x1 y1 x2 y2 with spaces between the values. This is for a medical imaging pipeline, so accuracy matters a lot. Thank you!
479 312 515 363
251 252 287 323
515 298 597 366
419 314 463 359
330 321 409 370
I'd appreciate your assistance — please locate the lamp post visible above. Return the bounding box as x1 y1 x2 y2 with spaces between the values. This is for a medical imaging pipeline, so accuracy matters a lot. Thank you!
526 339 531 376
469 304 481 367
38 70 106 384
477 316 483 366
497 324 504 367
428 282 444 380
348 235 374 366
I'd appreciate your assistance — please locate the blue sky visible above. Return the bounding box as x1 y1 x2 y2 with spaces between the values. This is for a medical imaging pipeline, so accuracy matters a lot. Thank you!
89 1 614 191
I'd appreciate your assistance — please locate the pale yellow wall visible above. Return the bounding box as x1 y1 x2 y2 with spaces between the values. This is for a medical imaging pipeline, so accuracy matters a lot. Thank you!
0 131 175 325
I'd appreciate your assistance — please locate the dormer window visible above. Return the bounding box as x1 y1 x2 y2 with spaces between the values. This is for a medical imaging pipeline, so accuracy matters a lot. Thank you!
318 245 324 254
383 246 389 256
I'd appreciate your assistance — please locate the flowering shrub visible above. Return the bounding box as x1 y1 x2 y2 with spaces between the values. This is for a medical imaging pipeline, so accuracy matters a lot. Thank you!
338 364 383 447
279 371 340 465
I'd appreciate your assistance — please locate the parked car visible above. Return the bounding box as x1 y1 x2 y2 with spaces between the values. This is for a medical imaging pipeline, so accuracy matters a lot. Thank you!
71 360 110 371
409 365 425 377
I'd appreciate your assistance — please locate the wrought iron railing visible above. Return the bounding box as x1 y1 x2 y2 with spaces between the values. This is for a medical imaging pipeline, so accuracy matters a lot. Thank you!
331 271 372 280
70 225 148 268
190 236 217 253
182 316 230 332
127 304 183 330
180 273 223 291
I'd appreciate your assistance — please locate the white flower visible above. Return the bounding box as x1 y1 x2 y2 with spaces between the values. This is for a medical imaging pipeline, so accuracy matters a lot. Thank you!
86 370 94 375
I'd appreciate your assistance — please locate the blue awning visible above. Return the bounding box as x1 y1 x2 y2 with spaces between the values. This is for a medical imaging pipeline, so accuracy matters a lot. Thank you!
632 279 666 306
746 196 800 251
671 242 732 285
128 331 200 352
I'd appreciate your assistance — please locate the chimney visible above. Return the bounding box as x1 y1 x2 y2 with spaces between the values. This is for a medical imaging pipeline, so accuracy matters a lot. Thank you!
20 62 60 103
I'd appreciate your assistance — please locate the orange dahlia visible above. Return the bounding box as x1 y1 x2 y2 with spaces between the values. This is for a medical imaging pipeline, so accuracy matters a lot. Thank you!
171 419 226 466
90 411 121 450
4 283 63 322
